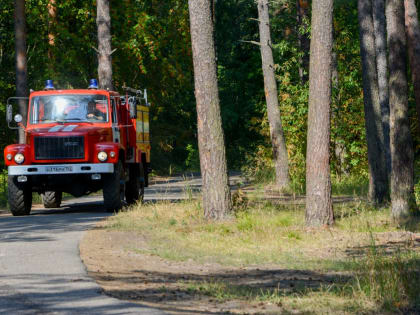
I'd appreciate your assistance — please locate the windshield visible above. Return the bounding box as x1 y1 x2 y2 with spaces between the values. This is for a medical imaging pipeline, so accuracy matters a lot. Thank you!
30 94 109 124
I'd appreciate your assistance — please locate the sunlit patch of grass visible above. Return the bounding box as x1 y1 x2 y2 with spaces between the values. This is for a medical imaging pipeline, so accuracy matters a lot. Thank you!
106 198 417 269
108 200 312 266
334 201 398 233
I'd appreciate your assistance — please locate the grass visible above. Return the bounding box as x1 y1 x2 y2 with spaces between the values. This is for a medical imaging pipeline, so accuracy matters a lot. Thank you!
351 238 420 311
106 195 420 313
108 199 416 267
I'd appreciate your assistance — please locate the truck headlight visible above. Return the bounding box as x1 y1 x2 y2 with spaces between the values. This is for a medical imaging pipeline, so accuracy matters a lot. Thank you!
97 151 108 162
6 154 12 161
14 153 25 164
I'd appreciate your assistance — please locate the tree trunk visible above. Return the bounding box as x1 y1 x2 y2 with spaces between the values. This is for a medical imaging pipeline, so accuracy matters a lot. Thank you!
305 0 334 227
373 0 391 173
257 0 290 190
358 0 389 205
47 0 56 75
14 0 27 144
188 0 232 220
386 0 417 222
296 0 310 84
96 0 113 90
404 0 420 129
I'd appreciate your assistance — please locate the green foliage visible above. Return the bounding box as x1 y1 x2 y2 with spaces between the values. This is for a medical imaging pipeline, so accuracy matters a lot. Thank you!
0 0 417 185
240 0 370 188
185 143 200 171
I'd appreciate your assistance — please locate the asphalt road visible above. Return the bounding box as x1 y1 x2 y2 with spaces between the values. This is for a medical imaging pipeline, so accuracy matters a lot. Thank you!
0 174 243 314
0 200 167 315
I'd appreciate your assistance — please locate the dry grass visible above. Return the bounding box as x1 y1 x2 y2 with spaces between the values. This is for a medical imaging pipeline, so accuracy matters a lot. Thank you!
107 199 413 267
105 199 420 313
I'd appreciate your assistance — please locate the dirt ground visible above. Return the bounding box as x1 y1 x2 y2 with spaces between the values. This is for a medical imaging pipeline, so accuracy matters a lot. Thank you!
80 222 420 315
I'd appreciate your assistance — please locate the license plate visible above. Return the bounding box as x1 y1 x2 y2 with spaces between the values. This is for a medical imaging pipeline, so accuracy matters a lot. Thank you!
45 166 73 173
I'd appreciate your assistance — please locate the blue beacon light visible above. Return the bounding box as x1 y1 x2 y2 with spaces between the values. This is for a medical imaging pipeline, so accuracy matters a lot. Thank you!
88 79 98 89
45 80 55 90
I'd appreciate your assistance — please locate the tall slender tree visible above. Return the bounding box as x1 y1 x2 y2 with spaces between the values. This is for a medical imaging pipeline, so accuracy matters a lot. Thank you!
47 0 57 76
188 0 232 220
14 0 27 144
404 0 420 128
373 0 391 172
358 0 389 205
257 0 290 190
387 0 417 222
305 0 334 227
96 0 113 90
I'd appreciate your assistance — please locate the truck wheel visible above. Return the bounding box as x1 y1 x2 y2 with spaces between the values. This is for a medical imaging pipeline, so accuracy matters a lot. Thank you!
8 176 32 216
41 191 62 208
103 161 124 212
125 164 145 205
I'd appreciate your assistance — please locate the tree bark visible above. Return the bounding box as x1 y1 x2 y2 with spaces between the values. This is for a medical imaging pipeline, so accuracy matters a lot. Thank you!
386 0 417 222
373 0 391 173
296 0 310 84
96 0 113 90
188 0 232 220
404 0 420 129
47 0 56 74
14 0 28 144
305 0 334 227
257 0 290 190
358 0 389 205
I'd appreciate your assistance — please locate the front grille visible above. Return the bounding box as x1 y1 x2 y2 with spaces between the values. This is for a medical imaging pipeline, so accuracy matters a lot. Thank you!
35 136 85 160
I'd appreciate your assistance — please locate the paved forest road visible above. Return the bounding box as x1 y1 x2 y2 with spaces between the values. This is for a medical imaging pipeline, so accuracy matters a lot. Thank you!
0 174 243 314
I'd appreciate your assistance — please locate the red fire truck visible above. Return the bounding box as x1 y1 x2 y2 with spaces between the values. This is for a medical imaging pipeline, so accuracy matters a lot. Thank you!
4 79 151 216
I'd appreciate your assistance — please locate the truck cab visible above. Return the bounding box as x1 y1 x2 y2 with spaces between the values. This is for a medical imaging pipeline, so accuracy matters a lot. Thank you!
4 80 150 216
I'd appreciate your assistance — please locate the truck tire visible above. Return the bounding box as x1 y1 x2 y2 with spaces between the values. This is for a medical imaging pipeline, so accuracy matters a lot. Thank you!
103 161 124 212
8 176 32 216
125 164 145 205
41 191 62 208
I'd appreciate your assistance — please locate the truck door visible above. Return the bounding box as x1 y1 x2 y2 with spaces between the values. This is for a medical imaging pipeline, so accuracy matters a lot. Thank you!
111 97 120 144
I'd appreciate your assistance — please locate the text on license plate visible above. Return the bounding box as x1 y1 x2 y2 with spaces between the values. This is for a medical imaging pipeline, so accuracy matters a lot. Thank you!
46 166 73 173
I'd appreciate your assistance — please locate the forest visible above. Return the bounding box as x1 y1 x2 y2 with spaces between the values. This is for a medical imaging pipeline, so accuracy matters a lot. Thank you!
1 0 420 313
4 0 420 219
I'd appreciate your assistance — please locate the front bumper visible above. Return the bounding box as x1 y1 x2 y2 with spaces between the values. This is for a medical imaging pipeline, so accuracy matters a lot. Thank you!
8 163 114 176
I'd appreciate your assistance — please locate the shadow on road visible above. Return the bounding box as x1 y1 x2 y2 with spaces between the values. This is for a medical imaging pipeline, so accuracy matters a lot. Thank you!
0 274 158 315
0 201 109 243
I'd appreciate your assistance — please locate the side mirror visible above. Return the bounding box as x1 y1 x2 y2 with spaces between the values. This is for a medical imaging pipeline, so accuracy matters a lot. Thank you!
14 114 23 123
128 97 137 119
6 104 12 123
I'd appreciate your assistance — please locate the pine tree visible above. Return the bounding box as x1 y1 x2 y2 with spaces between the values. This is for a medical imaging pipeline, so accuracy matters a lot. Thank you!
305 0 334 227
14 0 27 144
96 0 113 90
387 0 417 222
257 0 290 190
188 0 232 220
